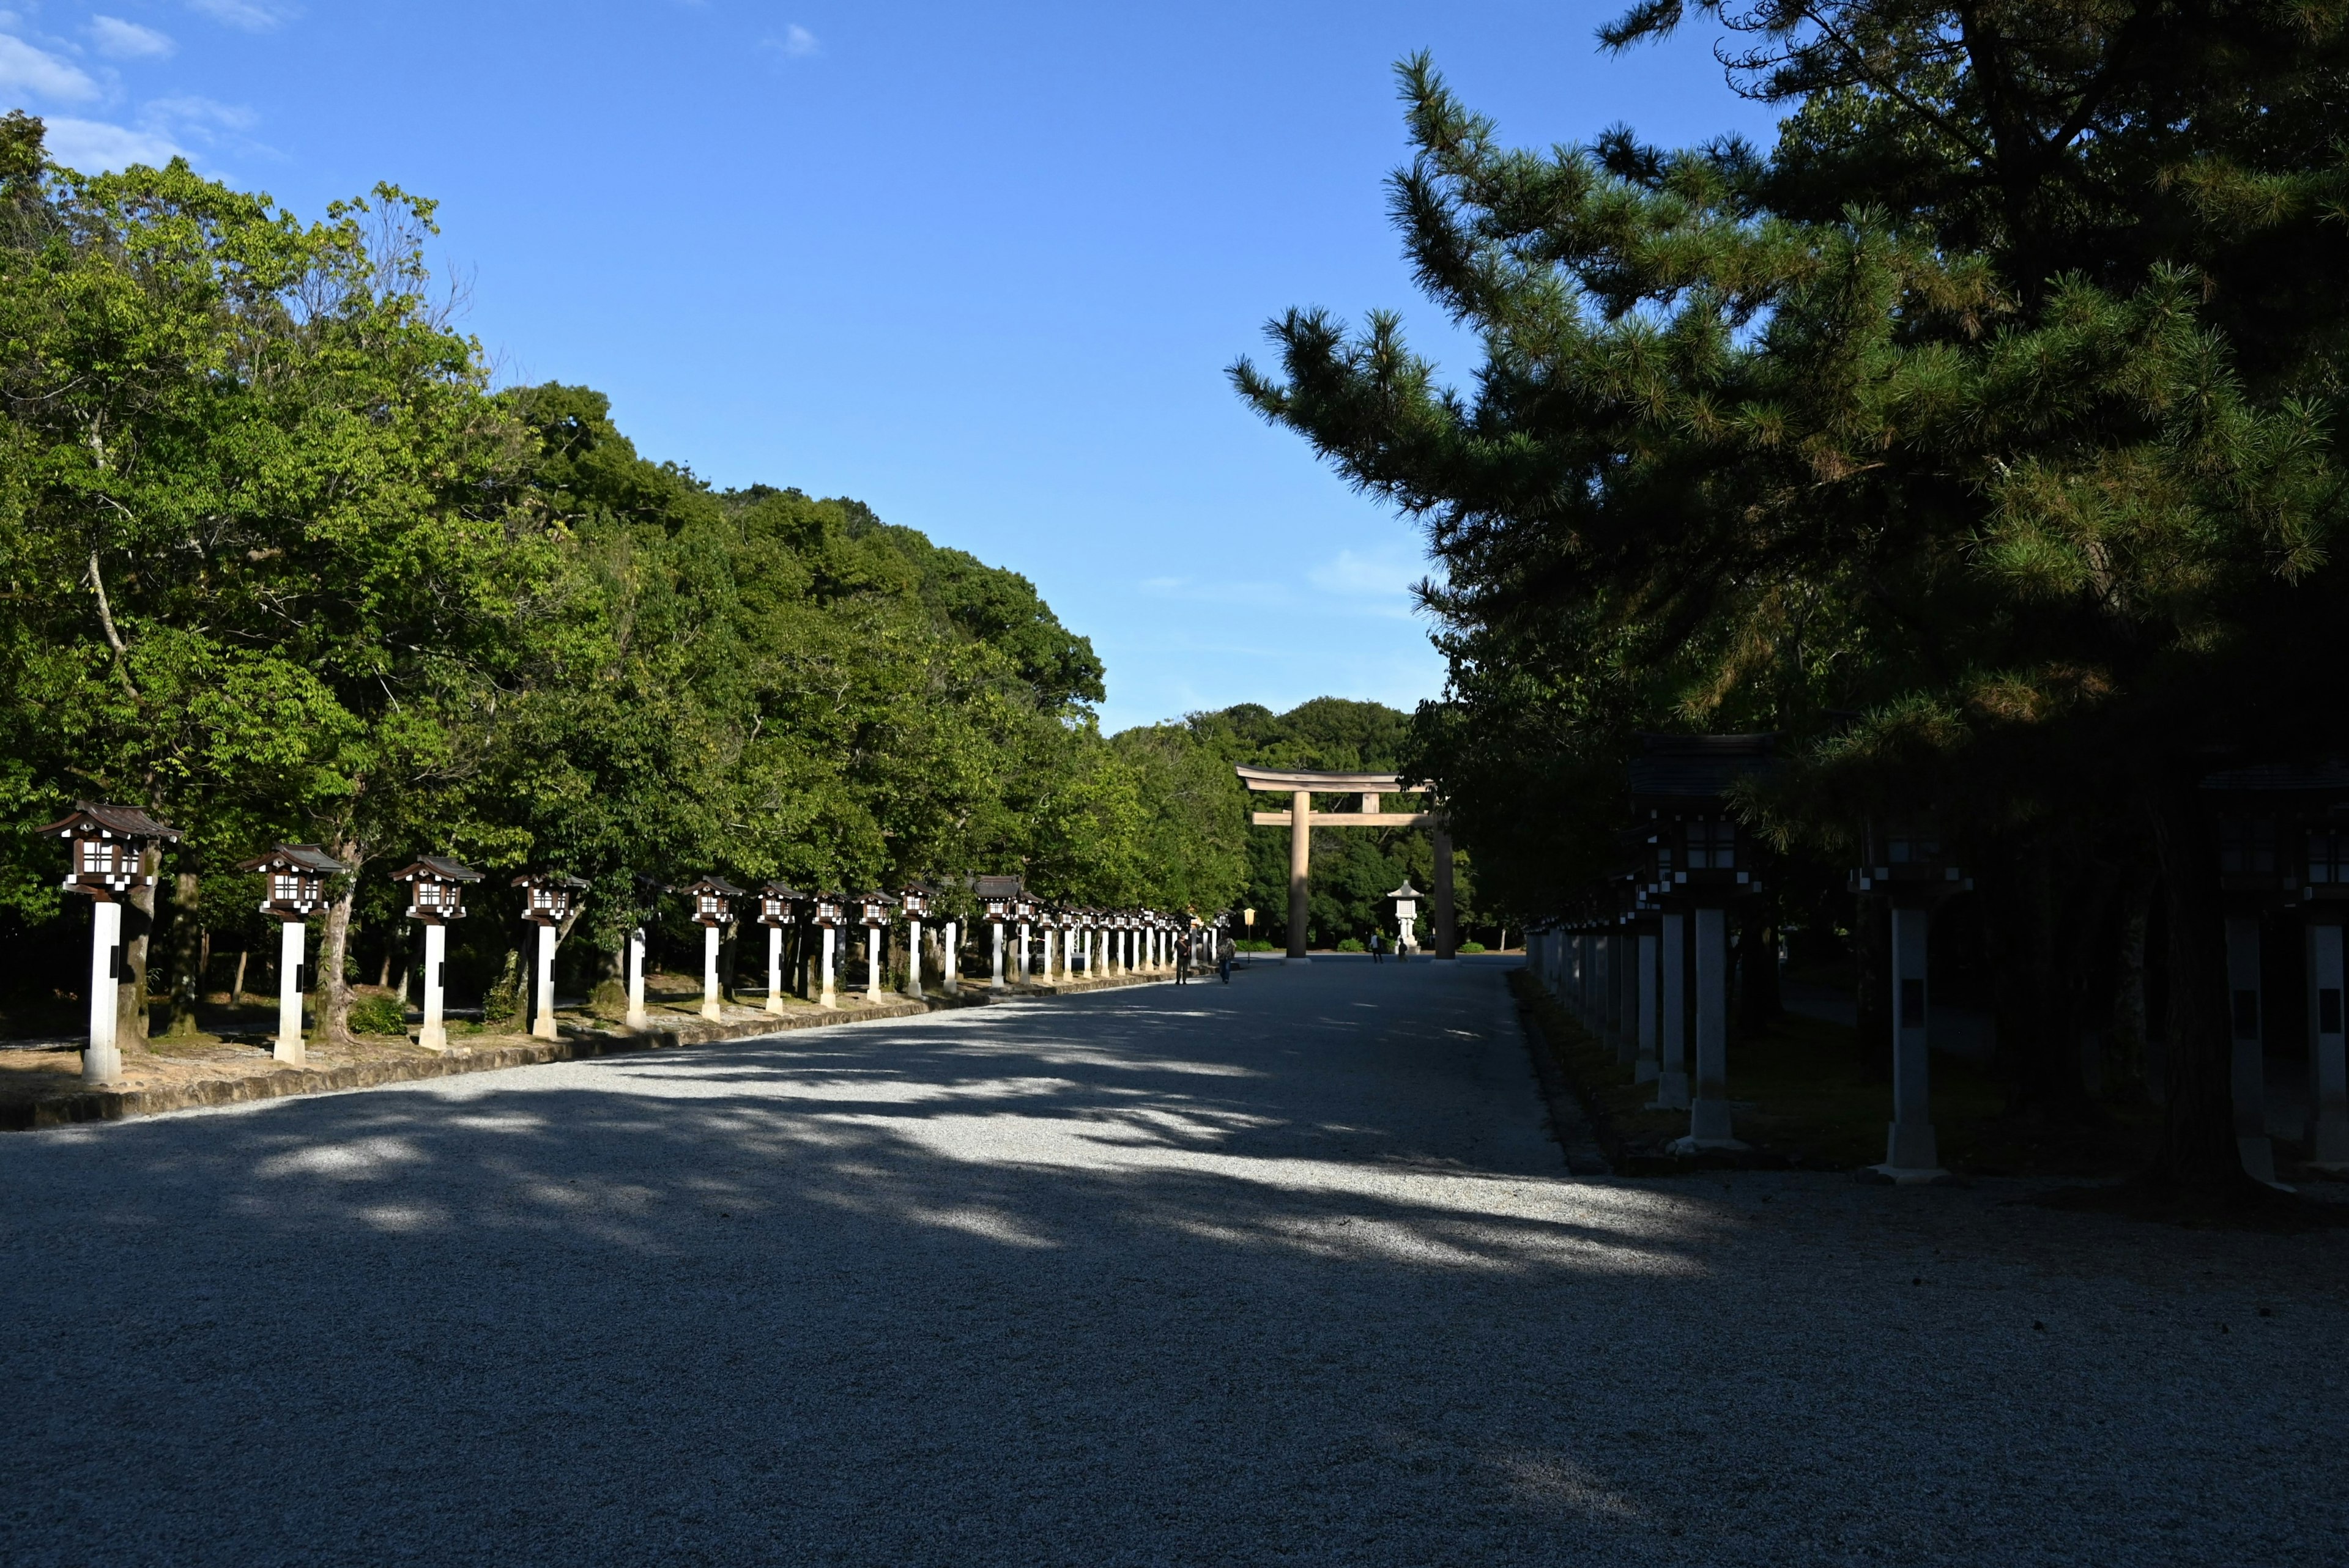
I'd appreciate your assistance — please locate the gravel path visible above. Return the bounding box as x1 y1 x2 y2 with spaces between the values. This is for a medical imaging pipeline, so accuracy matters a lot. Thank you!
5 958 2347 1566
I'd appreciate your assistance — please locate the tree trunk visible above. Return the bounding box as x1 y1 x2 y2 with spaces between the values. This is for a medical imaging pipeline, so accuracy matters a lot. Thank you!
117 843 158 1054
2110 863 2154 1098
164 868 202 1037
2147 782 2259 1197
232 947 249 1005
317 838 365 1049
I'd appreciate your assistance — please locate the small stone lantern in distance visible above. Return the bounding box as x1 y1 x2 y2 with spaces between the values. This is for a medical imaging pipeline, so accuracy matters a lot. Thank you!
392 856 482 1050
1012 895 1037 984
513 871 590 1040
755 882 803 1017
39 802 183 1085
809 892 847 1008
855 892 894 1004
897 884 933 999
236 843 349 1067
673 875 743 1020
1386 881 1422 959
976 876 1021 989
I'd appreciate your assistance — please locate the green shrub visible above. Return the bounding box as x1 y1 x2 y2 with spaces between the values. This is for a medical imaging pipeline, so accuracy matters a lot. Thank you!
348 991 409 1036
589 978 629 1018
1335 937 1366 953
1236 939 1277 952
481 950 523 1028
1458 941 1488 954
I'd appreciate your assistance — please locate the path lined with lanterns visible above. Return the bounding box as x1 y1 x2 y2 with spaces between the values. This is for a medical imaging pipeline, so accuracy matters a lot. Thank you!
23 802 1234 1126
9 954 2340 1564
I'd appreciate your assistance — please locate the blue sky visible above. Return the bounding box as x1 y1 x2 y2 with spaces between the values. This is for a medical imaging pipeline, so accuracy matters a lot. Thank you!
1 1 1777 732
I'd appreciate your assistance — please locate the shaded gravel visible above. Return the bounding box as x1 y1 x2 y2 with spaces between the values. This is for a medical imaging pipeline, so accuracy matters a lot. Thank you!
4 958 2347 1566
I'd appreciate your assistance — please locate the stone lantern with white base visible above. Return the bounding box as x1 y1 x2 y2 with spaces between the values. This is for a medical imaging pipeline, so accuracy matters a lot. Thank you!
977 876 1020 988
1386 882 1422 959
755 883 803 1016
39 803 184 1084
855 893 894 1004
392 856 482 1050
1013 895 1036 984
511 871 588 1040
1850 821 1970 1183
809 893 847 1007
673 875 743 1020
897 885 933 998
236 843 348 1067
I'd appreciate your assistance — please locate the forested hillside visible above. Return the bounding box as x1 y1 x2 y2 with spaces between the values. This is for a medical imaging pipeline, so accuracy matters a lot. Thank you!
0 118 1245 1041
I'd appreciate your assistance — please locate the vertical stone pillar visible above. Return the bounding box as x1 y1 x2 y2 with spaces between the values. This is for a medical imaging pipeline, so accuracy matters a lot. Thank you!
1652 911 1689 1110
420 922 450 1049
84 899 122 1084
941 920 959 996
2224 913 2276 1183
1635 929 1660 1084
275 918 307 1065
533 923 558 1040
769 925 789 1013
2306 915 2349 1167
1882 904 1942 1177
1288 790 1312 961
904 918 925 999
1018 921 1031 984
1433 827 1457 960
991 922 1006 988
626 926 648 1029
1681 906 1743 1148
819 926 837 1008
701 925 723 1021
866 929 883 1003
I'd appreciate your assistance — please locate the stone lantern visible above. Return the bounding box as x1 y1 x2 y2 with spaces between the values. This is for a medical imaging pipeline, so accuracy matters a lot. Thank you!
1386 881 1422 959
38 803 184 1084
755 882 803 1016
808 892 848 1008
1012 895 1037 985
673 875 743 1020
2203 761 2349 1180
976 875 1021 989
513 871 589 1040
236 843 351 1067
1850 819 1971 1182
392 856 482 1050
1628 733 1776 1153
897 884 933 999
855 892 894 1004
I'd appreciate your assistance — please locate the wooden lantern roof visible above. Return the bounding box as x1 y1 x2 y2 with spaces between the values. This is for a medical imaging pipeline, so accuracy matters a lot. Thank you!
855 892 893 926
394 855 483 921
237 843 350 918
42 802 183 896
673 874 743 927
897 883 934 918
755 882 804 926
2203 760 2349 905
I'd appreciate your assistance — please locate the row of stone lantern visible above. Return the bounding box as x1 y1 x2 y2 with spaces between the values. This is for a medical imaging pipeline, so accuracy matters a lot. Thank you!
1527 736 1976 1179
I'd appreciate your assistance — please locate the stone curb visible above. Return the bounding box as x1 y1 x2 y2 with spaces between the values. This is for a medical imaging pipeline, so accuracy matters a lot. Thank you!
5 971 1178 1132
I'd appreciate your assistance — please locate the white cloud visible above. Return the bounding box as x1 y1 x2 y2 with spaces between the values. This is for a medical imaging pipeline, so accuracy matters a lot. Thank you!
91 15 176 57
185 0 299 31
763 23 819 57
0 33 102 102
42 116 187 171
144 94 258 138
1308 549 1427 618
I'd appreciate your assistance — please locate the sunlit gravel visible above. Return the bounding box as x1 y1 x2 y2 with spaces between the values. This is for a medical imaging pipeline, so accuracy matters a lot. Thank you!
4 960 2346 1566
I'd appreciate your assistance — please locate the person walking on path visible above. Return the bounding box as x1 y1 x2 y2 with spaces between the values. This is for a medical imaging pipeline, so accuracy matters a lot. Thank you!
1174 933 1191 985
1217 945 1232 984
1370 930 1386 964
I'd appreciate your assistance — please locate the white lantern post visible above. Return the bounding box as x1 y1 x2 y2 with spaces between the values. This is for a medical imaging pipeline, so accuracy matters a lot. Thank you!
513 871 588 1041
40 804 182 1085
897 885 933 999
757 882 803 1016
810 894 846 1007
236 843 348 1067
978 876 1019 989
673 876 743 1021
392 856 483 1050
855 893 893 1004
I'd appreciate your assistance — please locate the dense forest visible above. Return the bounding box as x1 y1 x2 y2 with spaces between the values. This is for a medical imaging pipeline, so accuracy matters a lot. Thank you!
0 116 1269 1043
1238 4 2349 1199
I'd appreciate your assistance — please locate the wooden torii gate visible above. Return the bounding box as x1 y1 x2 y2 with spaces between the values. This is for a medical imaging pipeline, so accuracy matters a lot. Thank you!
1236 766 1455 961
